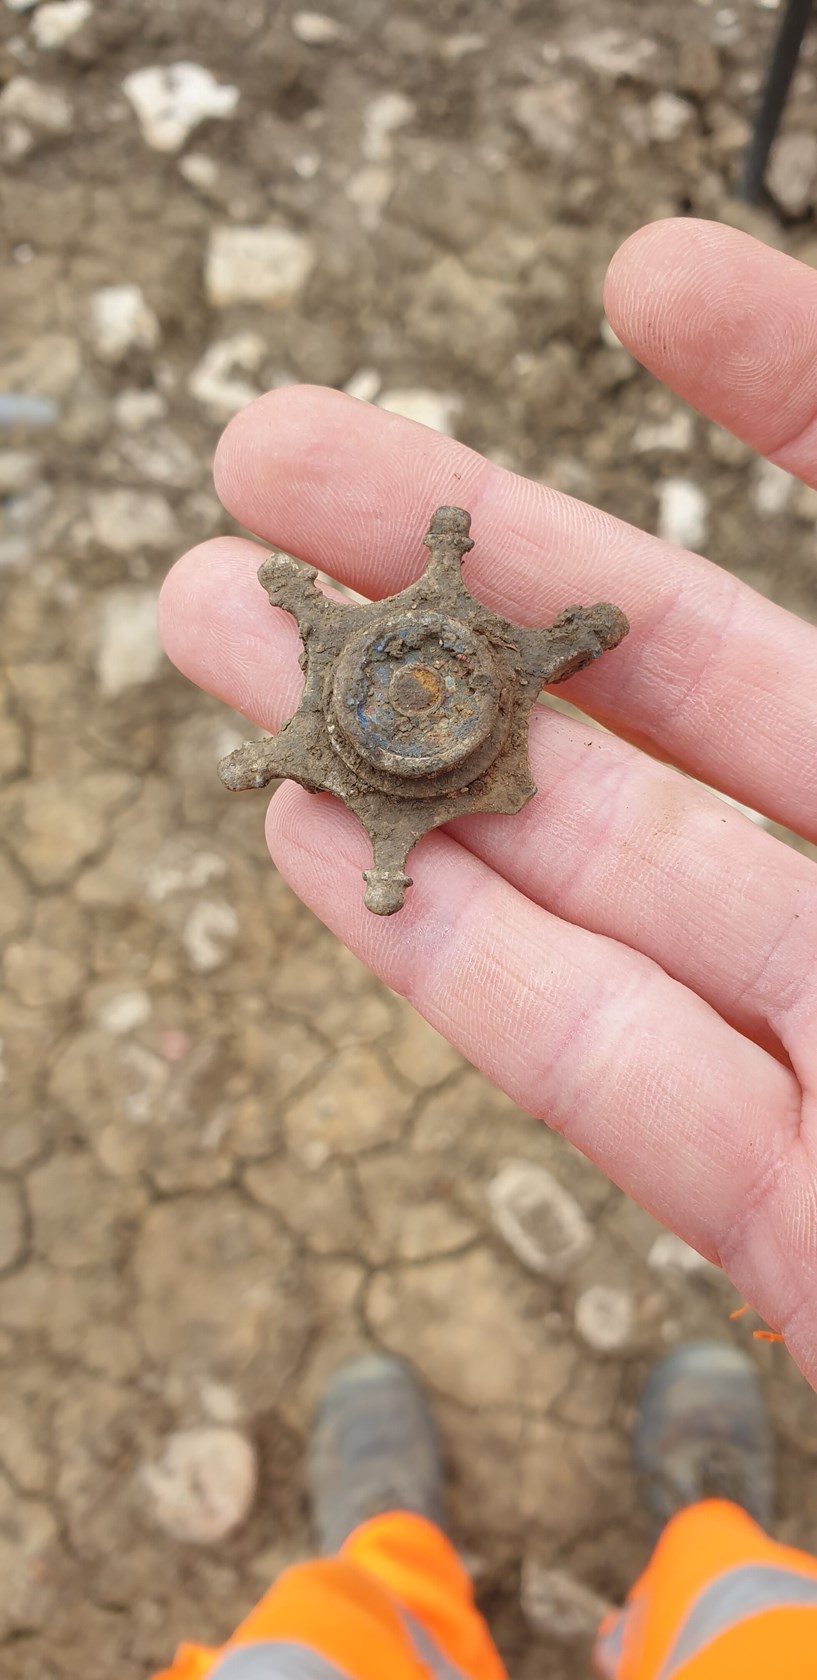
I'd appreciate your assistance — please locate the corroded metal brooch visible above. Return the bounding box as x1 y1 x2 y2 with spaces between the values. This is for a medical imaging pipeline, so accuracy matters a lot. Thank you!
219 506 629 914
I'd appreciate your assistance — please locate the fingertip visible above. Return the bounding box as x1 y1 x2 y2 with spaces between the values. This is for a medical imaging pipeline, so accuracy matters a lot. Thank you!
604 215 676 300
156 535 306 732
604 216 725 344
156 539 220 667
157 536 260 667
213 384 361 525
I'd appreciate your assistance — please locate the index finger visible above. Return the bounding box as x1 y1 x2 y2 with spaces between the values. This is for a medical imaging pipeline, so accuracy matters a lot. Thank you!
214 384 817 839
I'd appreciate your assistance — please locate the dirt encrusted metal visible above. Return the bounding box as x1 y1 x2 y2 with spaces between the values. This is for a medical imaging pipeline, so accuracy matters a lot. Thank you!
219 506 629 915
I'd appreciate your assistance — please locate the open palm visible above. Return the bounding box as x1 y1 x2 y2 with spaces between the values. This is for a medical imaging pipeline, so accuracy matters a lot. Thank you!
159 220 817 1390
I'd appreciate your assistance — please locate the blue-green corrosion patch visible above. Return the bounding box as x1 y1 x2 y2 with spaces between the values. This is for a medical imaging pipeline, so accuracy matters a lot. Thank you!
343 624 489 772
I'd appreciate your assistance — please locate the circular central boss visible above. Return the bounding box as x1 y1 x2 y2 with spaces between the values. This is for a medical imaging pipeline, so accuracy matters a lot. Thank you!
331 611 500 781
389 664 443 715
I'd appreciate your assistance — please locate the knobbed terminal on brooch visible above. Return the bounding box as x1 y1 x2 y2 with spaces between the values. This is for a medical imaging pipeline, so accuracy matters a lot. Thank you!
218 506 629 915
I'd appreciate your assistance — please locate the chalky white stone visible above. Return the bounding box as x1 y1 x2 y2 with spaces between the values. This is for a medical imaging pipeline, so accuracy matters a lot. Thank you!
488 1160 592 1279
291 11 342 42
123 63 239 154
657 478 708 551
752 458 794 516
567 28 656 78
189 334 266 417
768 132 817 218
179 151 219 191
89 285 160 363
90 489 177 554
183 899 240 972
94 990 152 1036
649 91 694 142
362 90 415 160
632 411 694 454
0 75 73 130
512 81 582 157
95 590 163 697
205 225 314 309
574 1284 634 1352
344 367 381 402
32 0 92 48
112 388 167 431
648 1233 718 1275
377 388 461 436
141 1427 257 1543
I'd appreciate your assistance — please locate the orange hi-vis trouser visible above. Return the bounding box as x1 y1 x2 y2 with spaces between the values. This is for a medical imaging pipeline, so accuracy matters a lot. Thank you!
153 1501 817 1680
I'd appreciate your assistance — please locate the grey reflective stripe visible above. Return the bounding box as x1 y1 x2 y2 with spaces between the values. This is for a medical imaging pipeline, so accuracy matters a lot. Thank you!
210 1644 354 1680
402 1608 474 1680
593 1609 626 1678
206 1614 468 1680
658 1563 817 1679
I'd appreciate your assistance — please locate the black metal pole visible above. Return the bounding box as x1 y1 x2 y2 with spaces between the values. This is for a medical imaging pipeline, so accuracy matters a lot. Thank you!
741 0 814 203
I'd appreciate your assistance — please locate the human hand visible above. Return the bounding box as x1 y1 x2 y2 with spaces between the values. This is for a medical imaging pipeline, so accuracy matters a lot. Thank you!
159 219 817 1389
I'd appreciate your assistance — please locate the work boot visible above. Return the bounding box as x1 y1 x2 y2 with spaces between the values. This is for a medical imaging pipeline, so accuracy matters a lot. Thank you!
634 1340 775 1536
308 1352 446 1555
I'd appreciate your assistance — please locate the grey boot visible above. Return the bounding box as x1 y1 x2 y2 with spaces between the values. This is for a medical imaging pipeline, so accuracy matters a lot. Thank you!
308 1353 446 1556
634 1341 775 1536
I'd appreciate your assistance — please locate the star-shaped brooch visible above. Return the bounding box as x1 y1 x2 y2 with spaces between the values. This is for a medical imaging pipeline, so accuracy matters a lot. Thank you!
219 506 629 914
